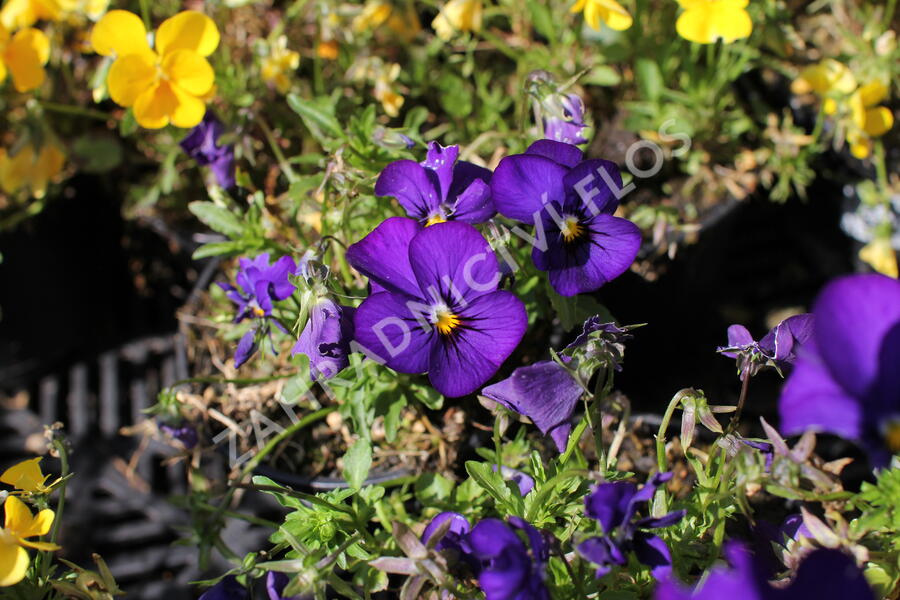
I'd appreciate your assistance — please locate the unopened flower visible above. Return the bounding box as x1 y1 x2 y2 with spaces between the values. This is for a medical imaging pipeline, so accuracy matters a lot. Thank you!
482 360 584 452
347 218 527 397
180 113 235 189
578 472 685 579
544 93 589 145
468 517 551 600
0 24 49 92
0 141 64 198
675 0 752 45
0 495 60 587
292 297 355 380
718 313 813 379
261 36 299 95
0 458 53 494
91 10 219 128
432 0 482 40
375 142 494 225
566 317 633 370
655 543 874 600
372 126 415 150
492 140 641 297
569 0 632 31
779 274 900 464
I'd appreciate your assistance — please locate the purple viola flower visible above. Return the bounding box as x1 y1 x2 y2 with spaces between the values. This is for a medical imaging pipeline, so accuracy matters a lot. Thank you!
778 274 900 464
468 517 551 600
482 360 584 453
291 298 355 380
199 576 247 600
218 254 298 367
655 543 874 600
346 217 527 397
180 112 236 189
375 142 494 226
578 472 685 580
719 314 814 380
159 422 199 449
543 93 589 145
491 140 641 297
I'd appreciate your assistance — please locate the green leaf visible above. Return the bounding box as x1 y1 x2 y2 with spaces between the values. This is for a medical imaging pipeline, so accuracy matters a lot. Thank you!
118 109 138 137
188 201 245 237
286 94 345 143
583 65 622 87
415 473 454 504
343 438 372 491
281 359 312 405
526 0 556 44
437 73 473 119
71 134 122 174
635 58 664 102
192 240 249 259
464 461 524 515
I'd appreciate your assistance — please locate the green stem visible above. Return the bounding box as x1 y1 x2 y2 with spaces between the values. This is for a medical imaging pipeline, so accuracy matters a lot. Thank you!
655 389 692 513
256 116 299 184
48 441 68 545
138 0 151 29
589 369 609 472
39 101 109 121
726 373 751 434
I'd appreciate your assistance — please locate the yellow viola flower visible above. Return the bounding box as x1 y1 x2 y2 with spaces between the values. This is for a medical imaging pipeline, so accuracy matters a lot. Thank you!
859 237 898 278
675 0 752 45
0 141 65 198
0 458 51 494
373 63 403 116
91 10 219 129
791 59 857 116
432 0 482 40
0 495 60 587
353 1 420 41
0 0 64 30
261 36 299 95
353 0 392 32
569 0 632 32
0 24 50 92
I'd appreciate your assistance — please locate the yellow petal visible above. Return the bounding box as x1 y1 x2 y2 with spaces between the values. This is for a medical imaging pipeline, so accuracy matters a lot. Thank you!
162 49 214 96
155 11 219 58
4 28 49 92
598 0 632 30
858 80 889 108
167 81 207 128
0 458 48 493
570 0 587 13
106 52 157 107
847 131 870 159
3 496 31 535
90 10 150 57
0 538 29 587
0 59 6 86
0 146 32 194
29 144 64 198
676 3 752 44
863 106 893 137
132 82 173 129
16 508 53 539
0 0 49 30
822 97 837 115
860 239 898 278
353 1 392 32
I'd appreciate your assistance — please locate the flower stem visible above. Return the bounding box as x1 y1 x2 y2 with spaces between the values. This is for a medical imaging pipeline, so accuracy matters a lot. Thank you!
727 373 751 434
256 115 299 184
655 389 692 512
39 101 110 121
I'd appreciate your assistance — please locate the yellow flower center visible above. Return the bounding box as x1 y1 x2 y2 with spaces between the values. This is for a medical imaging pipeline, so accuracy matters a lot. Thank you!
560 216 585 243
252 306 266 317
434 310 461 335
425 214 447 227
885 422 900 453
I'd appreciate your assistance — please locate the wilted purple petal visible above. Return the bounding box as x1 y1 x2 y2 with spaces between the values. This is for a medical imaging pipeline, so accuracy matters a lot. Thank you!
292 299 354 380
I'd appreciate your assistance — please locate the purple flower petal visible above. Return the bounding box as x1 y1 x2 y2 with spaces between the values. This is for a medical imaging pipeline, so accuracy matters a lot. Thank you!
577 536 626 578
633 532 673 580
508 516 549 562
780 548 875 599
448 161 494 223
495 466 535 496
407 221 501 302
199 575 247 600
422 511 471 551
346 217 422 297
779 347 862 439
352 292 433 374
636 509 687 530
759 314 814 364
468 519 523 559
584 481 638 533
563 159 622 216
375 160 440 222
481 360 583 452
422 142 459 202
536 214 641 297
492 154 568 223
813 274 900 399
525 140 583 168
428 291 527 397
